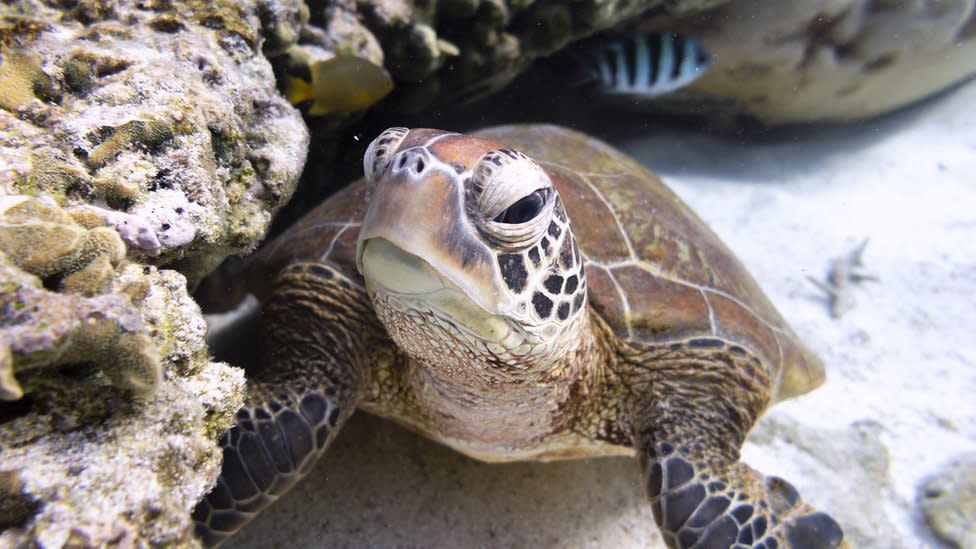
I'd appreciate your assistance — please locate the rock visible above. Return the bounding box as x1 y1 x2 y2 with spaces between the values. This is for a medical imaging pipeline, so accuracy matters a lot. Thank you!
285 0 976 122
295 0 713 113
0 264 245 548
0 197 159 400
0 0 309 285
641 0 976 122
0 1 305 546
744 417 903 548
0 197 127 296
918 453 976 549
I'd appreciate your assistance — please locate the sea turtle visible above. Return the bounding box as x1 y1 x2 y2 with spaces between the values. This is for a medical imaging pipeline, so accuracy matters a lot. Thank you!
193 124 846 548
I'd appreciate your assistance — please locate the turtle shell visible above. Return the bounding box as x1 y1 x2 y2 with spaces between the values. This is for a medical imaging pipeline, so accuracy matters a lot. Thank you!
248 124 823 403
469 125 823 403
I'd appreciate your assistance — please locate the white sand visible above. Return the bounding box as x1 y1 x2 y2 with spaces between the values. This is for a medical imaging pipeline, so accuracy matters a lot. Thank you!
237 80 976 548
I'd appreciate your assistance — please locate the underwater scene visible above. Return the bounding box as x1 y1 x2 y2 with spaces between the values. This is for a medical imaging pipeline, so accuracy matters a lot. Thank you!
1 1 974 548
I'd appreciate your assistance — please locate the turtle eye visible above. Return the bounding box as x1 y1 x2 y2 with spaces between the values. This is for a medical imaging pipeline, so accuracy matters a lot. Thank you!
364 127 409 183
494 189 548 224
469 148 555 250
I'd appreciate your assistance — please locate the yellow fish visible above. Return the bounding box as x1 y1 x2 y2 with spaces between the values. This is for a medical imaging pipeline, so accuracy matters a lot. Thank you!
284 55 393 116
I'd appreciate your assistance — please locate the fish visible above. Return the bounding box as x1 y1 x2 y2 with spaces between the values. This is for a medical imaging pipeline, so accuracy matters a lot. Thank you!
577 33 712 98
284 55 393 116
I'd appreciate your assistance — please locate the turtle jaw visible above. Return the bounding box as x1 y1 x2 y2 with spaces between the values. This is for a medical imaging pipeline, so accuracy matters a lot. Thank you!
359 237 515 345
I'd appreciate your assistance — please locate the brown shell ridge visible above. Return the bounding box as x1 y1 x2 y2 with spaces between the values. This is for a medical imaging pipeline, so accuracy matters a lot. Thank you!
570 169 632 178
315 222 360 261
572 170 639 261
271 221 357 255
587 257 792 375
698 286 718 336
568 165 795 354
589 263 636 342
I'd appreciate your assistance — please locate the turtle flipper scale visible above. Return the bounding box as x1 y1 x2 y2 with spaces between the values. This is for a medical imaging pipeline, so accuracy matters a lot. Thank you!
641 440 846 549
193 262 383 547
192 383 354 547
623 344 847 549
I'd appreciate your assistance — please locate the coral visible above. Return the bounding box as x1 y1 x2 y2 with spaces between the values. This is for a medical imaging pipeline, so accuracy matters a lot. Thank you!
632 0 976 122
0 0 309 285
0 1 302 546
0 282 160 401
0 265 245 548
86 119 176 170
0 197 126 295
0 50 54 112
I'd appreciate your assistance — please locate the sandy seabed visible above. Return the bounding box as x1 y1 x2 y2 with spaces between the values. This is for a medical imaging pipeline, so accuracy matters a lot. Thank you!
236 79 976 548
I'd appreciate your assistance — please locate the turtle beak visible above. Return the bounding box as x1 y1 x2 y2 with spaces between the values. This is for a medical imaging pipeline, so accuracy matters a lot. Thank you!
355 157 515 317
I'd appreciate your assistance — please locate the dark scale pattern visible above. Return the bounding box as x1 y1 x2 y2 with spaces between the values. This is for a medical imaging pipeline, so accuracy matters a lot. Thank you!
194 261 377 548
731 504 754 523
688 338 726 348
367 127 408 178
664 483 706 531
785 512 844 548
554 201 568 223
528 246 541 268
642 441 845 549
697 516 737 547
257 419 292 472
308 264 334 280
300 393 327 425
556 301 570 320
498 148 521 160
498 253 528 293
543 274 563 294
547 221 562 238
194 387 345 547
688 496 731 528
532 291 553 318
572 292 585 313
564 274 579 294
558 236 574 270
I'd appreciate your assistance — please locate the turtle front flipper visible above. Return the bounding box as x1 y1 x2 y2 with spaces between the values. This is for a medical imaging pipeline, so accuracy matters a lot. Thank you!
639 437 846 549
631 404 845 547
193 262 385 547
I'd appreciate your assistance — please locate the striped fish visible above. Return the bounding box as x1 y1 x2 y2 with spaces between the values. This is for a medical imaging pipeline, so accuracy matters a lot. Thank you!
582 33 712 97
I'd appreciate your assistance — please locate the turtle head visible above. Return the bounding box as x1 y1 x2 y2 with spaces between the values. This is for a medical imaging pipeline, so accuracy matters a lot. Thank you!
356 127 587 370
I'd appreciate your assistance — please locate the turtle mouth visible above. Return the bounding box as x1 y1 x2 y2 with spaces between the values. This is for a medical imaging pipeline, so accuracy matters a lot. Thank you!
360 237 451 296
359 238 511 342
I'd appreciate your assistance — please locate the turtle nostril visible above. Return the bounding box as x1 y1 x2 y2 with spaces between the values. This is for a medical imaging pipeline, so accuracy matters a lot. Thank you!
396 155 407 170
414 158 425 173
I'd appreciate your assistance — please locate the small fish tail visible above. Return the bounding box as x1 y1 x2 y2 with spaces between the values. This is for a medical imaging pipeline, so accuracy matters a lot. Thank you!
284 76 313 105
307 101 334 116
